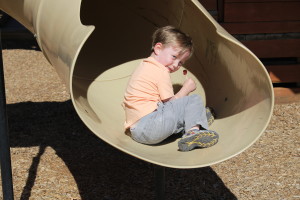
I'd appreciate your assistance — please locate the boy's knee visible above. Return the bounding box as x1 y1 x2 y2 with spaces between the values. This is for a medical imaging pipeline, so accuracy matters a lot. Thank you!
190 94 201 101
190 94 199 99
189 94 204 105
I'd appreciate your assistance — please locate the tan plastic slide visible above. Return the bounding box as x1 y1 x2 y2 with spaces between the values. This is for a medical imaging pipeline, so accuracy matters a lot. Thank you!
0 0 274 168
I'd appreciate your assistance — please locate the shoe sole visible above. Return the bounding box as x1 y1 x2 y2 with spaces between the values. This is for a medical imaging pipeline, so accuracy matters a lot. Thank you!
178 130 219 152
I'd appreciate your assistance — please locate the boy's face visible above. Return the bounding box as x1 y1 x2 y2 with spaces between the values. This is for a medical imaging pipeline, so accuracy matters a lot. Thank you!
154 43 191 73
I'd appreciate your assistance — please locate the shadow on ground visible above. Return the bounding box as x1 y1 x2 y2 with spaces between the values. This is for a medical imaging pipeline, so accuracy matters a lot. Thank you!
7 101 237 200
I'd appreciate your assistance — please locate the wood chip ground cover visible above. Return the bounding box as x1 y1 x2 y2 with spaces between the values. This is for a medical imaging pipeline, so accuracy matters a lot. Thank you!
0 49 299 200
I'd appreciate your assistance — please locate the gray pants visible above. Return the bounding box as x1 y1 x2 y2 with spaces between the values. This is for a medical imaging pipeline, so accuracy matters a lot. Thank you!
130 94 208 144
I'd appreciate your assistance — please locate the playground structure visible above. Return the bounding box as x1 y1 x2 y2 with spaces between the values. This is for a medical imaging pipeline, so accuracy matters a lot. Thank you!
0 0 274 198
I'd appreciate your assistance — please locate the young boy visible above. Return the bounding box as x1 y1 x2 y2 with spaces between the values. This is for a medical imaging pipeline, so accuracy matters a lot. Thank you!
123 26 219 151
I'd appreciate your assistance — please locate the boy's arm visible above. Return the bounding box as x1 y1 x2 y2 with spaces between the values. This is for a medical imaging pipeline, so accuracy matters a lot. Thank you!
162 78 196 102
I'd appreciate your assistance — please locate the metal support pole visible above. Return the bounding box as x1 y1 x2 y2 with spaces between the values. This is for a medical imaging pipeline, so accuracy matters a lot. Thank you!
0 30 15 200
154 164 165 200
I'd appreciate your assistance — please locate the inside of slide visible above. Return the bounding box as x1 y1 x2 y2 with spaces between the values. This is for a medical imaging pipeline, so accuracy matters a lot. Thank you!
70 0 274 168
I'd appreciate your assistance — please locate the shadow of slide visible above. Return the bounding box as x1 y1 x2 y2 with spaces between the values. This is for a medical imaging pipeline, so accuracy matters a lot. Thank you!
7 101 237 200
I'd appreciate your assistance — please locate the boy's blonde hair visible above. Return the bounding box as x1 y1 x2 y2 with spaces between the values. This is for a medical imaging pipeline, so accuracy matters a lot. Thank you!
152 25 193 55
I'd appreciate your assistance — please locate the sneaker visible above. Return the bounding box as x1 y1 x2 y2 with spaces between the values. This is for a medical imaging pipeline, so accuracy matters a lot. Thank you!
206 107 216 126
178 129 219 151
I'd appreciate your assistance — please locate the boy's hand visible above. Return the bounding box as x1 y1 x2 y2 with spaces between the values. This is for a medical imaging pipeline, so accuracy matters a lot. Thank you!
168 78 197 101
182 78 196 94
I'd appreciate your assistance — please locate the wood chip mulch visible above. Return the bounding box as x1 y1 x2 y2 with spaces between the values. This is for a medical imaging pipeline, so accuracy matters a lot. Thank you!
0 47 299 200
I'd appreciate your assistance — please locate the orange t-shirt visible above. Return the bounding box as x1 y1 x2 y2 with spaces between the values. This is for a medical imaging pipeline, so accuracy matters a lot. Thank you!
123 57 174 129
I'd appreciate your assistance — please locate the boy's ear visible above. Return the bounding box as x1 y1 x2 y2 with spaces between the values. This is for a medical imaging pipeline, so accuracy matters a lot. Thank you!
153 42 163 55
